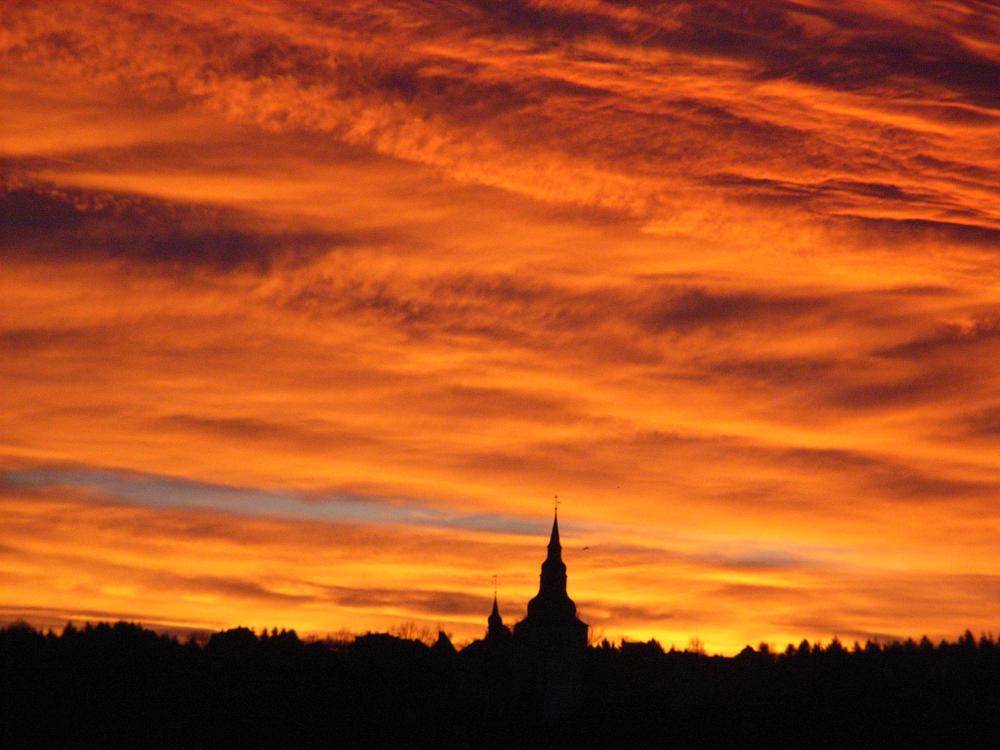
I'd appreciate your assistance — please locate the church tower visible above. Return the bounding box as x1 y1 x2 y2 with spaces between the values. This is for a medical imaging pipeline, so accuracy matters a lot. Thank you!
513 510 588 723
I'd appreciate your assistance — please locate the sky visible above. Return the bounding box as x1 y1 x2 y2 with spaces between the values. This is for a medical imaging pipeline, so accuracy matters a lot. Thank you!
3 0 1000 654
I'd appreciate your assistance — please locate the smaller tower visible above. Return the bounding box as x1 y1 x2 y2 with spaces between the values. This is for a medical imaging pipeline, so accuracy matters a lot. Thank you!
487 595 510 640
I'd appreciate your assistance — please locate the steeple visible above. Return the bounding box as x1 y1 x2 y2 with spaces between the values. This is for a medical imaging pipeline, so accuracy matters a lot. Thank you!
488 595 504 634
547 510 561 557
523 509 576 621
512 508 588 725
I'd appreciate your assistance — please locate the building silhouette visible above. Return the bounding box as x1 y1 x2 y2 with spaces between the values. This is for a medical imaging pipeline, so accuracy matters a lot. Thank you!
510 511 588 723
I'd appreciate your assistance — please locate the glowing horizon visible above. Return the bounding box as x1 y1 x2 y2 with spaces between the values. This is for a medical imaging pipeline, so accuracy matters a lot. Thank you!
3 0 1000 654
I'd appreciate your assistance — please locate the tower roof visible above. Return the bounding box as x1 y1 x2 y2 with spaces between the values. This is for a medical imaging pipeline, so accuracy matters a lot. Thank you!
518 509 582 625
487 593 510 640
489 594 503 627
547 511 561 556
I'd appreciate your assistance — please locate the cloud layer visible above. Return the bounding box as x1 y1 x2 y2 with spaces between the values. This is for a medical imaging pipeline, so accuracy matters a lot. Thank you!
2 0 1000 652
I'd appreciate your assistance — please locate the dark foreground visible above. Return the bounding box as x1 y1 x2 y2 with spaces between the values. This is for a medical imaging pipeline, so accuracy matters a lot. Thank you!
3 622 1000 748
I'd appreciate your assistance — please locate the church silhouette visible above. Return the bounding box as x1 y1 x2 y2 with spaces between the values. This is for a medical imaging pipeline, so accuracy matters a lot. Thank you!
10 509 1000 747
468 510 588 724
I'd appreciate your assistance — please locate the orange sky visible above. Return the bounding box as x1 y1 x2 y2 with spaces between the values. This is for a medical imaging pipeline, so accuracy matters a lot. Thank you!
3 0 1000 654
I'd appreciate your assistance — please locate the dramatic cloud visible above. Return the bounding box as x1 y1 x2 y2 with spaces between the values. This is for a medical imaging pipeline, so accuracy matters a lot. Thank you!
2 0 1000 653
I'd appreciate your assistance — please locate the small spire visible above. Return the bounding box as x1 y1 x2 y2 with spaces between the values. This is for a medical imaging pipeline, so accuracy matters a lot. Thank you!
489 575 502 624
487 588 507 638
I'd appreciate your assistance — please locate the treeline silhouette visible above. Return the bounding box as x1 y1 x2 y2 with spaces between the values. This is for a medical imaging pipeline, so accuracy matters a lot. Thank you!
4 621 1000 748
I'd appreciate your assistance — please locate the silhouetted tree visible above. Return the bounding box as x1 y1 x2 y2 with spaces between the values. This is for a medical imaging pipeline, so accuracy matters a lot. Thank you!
5 621 1000 748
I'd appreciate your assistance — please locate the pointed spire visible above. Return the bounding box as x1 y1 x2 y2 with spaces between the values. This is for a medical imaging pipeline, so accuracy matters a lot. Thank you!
517 506 583 629
487 591 509 640
488 575 502 626
547 509 561 558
